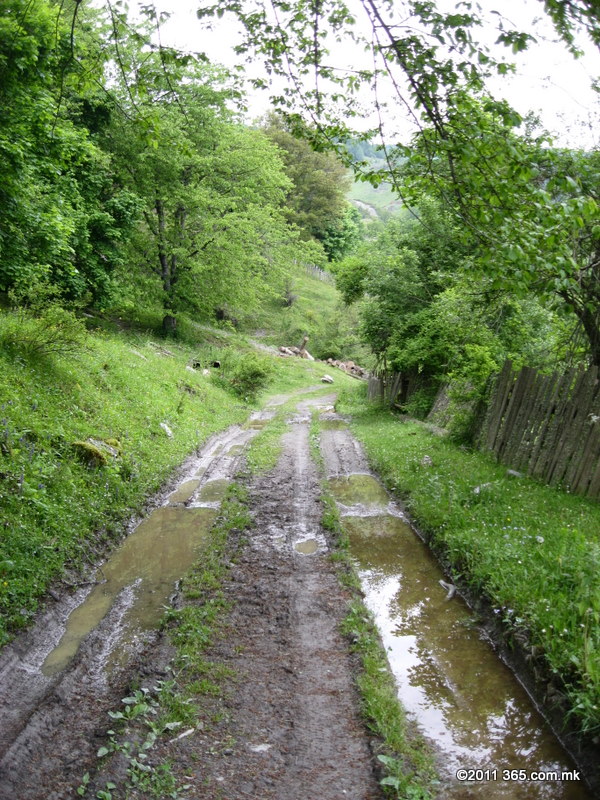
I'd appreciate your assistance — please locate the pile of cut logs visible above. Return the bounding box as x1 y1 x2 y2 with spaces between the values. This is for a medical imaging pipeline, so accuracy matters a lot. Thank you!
277 335 368 380
323 358 368 379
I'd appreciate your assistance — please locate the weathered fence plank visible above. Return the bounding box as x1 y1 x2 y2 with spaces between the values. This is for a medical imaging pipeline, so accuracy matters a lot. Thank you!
480 361 600 500
483 360 514 451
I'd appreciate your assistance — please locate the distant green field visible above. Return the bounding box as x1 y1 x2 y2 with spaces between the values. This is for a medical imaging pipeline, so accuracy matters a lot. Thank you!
348 177 405 220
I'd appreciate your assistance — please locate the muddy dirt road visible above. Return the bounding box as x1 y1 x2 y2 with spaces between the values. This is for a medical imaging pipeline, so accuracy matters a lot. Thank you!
0 390 383 800
0 388 595 799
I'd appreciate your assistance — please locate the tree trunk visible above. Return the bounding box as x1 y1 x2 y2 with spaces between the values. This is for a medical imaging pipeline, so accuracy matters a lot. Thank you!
162 314 177 336
155 196 171 294
579 305 600 368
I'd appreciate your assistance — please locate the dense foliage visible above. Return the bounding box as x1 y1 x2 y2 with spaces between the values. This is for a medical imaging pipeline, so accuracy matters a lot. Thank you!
262 115 359 260
334 200 565 431
0 0 327 332
197 0 600 366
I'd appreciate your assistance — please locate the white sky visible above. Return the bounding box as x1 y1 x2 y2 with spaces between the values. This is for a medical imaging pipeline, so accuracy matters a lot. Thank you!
135 0 600 147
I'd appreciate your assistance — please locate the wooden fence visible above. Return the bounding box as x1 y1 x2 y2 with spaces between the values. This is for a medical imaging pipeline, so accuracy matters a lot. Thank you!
368 373 404 405
480 361 600 500
304 264 334 283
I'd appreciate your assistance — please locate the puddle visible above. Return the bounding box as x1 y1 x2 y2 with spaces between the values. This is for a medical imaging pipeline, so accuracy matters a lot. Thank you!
42 506 216 676
294 538 319 555
319 419 349 431
344 511 591 799
341 514 409 539
192 478 231 505
168 479 201 505
246 419 269 430
328 474 390 508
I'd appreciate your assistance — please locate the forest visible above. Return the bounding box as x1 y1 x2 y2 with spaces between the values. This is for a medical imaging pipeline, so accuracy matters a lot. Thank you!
2 0 600 404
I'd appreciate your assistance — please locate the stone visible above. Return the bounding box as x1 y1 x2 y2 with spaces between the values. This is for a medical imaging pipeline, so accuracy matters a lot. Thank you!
72 438 120 467
160 422 174 438
321 375 334 384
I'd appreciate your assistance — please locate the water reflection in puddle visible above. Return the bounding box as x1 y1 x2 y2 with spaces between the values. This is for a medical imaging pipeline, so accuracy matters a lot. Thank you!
192 478 230 505
339 503 590 798
168 479 201 505
319 419 349 431
294 538 319 555
328 474 390 507
246 419 269 430
42 506 216 676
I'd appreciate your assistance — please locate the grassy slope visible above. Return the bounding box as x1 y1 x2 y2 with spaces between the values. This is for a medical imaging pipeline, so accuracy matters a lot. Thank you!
348 179 404 219
239 266 372 367
338 385 600 735
0 307 358 646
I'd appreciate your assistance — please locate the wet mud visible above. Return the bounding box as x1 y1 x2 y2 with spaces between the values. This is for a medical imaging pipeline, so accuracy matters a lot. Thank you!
148 398 381 799
320 413 597 799
1 389 597 799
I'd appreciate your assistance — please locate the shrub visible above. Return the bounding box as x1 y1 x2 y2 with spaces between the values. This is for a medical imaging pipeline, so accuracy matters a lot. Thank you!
211 350 273 400
0 281 88 360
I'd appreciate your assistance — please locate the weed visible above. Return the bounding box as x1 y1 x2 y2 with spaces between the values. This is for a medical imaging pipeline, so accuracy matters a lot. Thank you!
312 413 438 799
245 413 287 474
211 350 273 400
337 385 600 735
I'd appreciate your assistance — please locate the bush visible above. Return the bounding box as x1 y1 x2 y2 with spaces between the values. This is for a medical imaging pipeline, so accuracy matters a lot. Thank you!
211 350 273 400
403 386 438 419
0 280 88 360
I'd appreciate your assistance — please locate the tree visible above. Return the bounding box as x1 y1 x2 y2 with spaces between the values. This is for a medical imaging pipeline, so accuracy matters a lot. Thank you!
196 0 600 364
402 97 600 366
101 22 318 330
0 0 139 305
336 202 563 421
263 114 352 258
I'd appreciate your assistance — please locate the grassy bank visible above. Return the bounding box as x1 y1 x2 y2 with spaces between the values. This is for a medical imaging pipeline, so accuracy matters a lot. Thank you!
239 266 371 366
0 308 345 647
337 386 600 736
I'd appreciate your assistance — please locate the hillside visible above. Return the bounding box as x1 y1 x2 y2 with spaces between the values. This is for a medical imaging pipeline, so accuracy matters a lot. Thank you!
348 170 405 221
0 303 361 647
239 264 372 366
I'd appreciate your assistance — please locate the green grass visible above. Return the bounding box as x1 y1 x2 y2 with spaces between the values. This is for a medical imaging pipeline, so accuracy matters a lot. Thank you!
245 414 289 475
317 462 438 799
0 323 247 644
348 179 405 220
337 385 600 735
239 267 372 366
